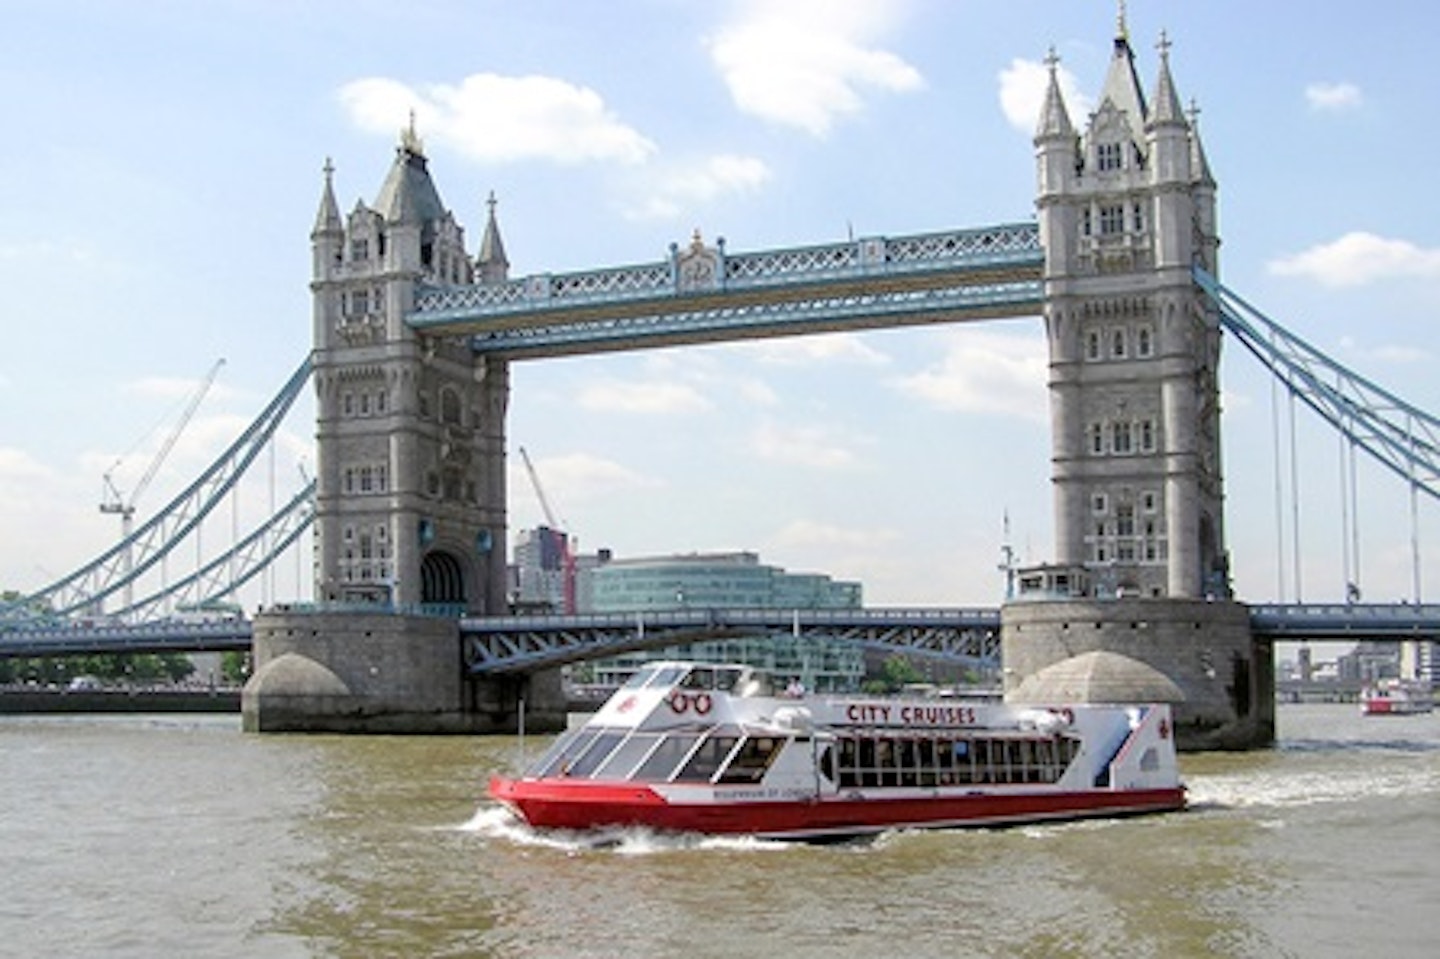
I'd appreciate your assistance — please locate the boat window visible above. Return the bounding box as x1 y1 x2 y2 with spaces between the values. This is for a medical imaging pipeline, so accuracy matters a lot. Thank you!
531 728 599 778
621 667 656 690
565 729 627 778
593 732 663 780
675 734 739 782
717 735 783 784
681 666 715 690
714 667 744 692
818 742 836 783
632 734 700 781
648 666 687 689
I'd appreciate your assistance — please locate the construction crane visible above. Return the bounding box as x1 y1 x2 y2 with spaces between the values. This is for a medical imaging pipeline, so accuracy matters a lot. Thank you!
517 445 577 614
101 357 226 542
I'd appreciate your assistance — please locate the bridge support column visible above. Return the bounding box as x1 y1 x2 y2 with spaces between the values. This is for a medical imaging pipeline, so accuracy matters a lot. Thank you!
1001 597 1274 751
243 609 567 733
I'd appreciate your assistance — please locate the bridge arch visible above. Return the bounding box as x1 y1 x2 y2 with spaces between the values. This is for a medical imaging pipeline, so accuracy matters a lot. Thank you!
420 549 467 607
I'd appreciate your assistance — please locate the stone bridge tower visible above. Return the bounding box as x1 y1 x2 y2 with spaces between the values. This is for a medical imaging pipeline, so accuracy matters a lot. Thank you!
243 126 559 733
1035 27 1224 601
1005 20 1272 749
309 124 509 615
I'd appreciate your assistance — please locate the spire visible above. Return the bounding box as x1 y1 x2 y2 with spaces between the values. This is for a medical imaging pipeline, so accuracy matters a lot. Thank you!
1034 47 1075 141
1147 31 1189 129
374 120 447 228
476 191 510 284
312 157 343 238
1098 9 1148 131
1188 99 1216 187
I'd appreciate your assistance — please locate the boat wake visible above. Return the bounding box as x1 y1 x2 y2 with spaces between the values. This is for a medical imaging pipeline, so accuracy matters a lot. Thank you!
1187 762 1440 812
458 803 790 855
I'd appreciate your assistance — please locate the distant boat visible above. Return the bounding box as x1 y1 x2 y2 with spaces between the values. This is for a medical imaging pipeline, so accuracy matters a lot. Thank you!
489 660 1185 841
1359 679 1434 716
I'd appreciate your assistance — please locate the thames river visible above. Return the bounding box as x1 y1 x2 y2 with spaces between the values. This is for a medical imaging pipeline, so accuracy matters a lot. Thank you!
1 703 1435 958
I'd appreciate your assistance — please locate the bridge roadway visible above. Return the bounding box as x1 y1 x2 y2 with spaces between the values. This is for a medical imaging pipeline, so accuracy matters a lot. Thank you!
2 603 1437 668
407 222 1045 357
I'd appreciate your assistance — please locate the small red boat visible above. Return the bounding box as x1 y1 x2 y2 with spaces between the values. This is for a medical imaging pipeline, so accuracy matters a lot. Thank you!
489 661 1185 841
1360 679 1434 716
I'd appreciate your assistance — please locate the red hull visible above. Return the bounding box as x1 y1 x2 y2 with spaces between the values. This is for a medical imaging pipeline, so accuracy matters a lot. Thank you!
489 776 1185 840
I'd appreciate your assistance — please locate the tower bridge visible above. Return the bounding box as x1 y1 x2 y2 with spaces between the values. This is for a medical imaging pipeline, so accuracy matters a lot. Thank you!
6 12 1439 746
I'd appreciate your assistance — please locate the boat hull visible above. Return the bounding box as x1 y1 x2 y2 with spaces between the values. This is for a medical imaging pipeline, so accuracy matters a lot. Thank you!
489 776 1185 840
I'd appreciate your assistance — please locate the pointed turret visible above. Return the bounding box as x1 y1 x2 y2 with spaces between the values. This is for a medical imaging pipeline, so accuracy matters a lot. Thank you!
476 191 510 285
374 115 448 231
312 157 343 239
1147 32 1188 130
1034 48 1075 142
1097 12 1148 133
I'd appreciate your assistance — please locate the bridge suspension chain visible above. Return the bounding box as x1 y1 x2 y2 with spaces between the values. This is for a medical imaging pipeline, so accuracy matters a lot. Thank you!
1196 267 1440 501
2 356 314 624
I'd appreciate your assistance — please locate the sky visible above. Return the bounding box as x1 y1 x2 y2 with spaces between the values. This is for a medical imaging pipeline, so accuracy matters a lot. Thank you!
4 0 1440 618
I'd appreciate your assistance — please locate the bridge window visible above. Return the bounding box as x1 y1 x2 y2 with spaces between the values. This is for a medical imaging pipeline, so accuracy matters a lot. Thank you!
1092 492 1108 515
1086 330 1102 360
1141 491 1158 513
1099 205 1125 235
347 288 370 317
1132 202 1146 233
1110 327 1127 358
1140 419 1157 453
1090 423 1105 455
376 389 388 414
1097 142 1123 172
1136 325 1154 357
1081 207 1092 237
350 238 369 261
1112 421 1133 454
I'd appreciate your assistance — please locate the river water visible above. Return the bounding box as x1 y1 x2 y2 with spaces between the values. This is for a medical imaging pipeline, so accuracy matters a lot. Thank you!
0 704 1435 958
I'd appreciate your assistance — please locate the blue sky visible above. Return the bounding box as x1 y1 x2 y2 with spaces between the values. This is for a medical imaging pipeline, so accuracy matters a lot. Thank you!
3 0 1440 614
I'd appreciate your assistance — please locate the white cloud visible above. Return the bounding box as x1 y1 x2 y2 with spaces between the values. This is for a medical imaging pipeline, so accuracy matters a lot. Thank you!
766 518 898 550
708 0 923 136
576 379 713 414
892 328 1049 420
998 57 1092 135
338 74 656 165
1268 232 1440 288
750 421 861 468
623 154 772 220
1305 81 1363 112
511 451 659 517
733 331 890 367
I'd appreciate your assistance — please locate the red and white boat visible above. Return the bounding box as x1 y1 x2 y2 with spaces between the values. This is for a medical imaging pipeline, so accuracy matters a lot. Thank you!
1359 679 1434 716
489 661 1185 840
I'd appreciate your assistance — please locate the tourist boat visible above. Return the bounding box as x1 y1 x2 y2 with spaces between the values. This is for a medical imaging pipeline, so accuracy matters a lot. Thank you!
488 661 1185 840
1359 679 1434 716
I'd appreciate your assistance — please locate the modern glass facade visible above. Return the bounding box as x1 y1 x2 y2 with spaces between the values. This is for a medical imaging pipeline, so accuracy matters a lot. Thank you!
585 552 865 692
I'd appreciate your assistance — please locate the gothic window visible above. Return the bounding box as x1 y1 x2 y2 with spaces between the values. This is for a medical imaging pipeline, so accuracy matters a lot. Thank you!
343 525 355 542
1086 330 1102 360
376 524 388 543
343 392 354 416
1092 492 1109 515
1099 204 1125 235
1116 503 1136 537
1141 490 1159 513
1081 206 1093 237
1090 422 1105 455
342 468 354 494
359 531 373 560
1136 325 1154 357
350 238 369 261
1132 202 1146 233
359 393 371 416
376 464 388 492
1097 142 1123 172
1111 328 1127 358
1140 419 1157 453
376 389 387 414
1112 421 1133 454
359 466 373 493
440 387 462 426
347 288 370 316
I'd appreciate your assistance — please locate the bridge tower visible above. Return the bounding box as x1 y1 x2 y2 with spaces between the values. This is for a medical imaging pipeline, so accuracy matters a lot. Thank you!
1005 17 1272 749
308 124 509 614
244 125 564 732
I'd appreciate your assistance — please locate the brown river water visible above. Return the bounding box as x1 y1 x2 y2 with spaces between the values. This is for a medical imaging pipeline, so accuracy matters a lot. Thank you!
1 703 1436 958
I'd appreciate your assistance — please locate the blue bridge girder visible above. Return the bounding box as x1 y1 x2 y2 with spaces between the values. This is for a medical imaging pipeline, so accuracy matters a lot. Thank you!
408 223 1044 358
460 607 1003 675
4 602 1438 664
